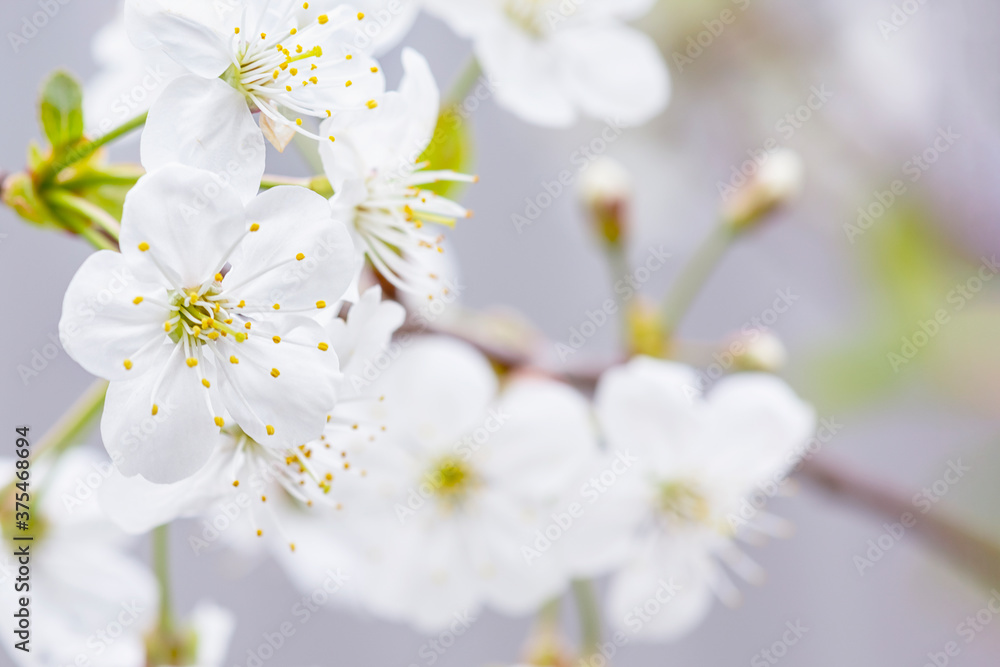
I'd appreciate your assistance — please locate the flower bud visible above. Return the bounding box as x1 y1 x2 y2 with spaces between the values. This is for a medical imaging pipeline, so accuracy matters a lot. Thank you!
723 149 804 231
1 171 51 227
579 156 631 246
733 329 788 373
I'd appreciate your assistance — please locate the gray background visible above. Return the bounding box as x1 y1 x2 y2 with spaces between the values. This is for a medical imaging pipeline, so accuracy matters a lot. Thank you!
3 0 1000 665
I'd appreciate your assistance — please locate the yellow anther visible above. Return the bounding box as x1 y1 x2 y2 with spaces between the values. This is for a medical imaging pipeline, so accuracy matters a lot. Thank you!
202 378 211 388
290 27 297 35
318 14 329 24
309 76 318 84
138 242 149 252
260 32 267 39
257 529 263 536
370 66 378 73
133 296 143 305
296 252 305 260
261 495 267 502
328 135 336 142
233 480 240 487
201 317 211 328
346 54 352 60
345 80 352 87
215 273 224 282
286 85 292 92
249 223 260 232
273 303 281 310
235 333 247 342
303 1 308 7
266 425 275 436
235 27 240 34
271 368 281 378
290 68 298 76
273 70 280 79
123 359 133 370
318 342 329 351
151 404 158 416
295 118 303 126
316 300 326 309
366 100 378 109
272 336 282 344
164 322 172 332
230 355 239 364
357 12 364 19
244 322 252 329
325 109 331 116
296 44 303 53
238 300 246 308
191 326 202 337
186 358 198 368
280 62 288 70
215 416 225 427
207 331 219 340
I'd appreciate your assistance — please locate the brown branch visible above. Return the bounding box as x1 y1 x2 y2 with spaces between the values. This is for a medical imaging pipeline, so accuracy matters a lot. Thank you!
798 456 1000 588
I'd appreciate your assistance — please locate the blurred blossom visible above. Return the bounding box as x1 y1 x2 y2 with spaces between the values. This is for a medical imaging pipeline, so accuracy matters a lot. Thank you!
333 336 599 631
0 449 158 667
561 357 816 641
421 0 670 126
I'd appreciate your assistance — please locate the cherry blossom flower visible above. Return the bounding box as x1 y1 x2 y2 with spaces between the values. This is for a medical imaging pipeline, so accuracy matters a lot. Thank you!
421 0 670 126
564 357 816 641
0 450 158 667
59 164 356 483
320 48 476 298
125 0 387 153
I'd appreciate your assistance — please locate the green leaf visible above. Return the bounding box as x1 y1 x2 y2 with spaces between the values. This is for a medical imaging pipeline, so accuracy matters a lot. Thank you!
418 104 475 199
39 71 84 149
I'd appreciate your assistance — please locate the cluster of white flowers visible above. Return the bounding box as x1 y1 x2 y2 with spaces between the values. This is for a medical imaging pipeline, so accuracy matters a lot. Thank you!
3 0 817 664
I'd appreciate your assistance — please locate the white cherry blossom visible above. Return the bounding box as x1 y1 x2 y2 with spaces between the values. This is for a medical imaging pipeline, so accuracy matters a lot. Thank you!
320 48 476 299
421 0 670 126
59 164 356 483
564 357 816 641
125 0 387 152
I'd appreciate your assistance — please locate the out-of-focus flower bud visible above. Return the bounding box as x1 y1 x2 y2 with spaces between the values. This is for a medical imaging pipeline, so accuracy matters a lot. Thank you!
1 171 52 227
579 156 632 246
627 296 668 358
723 149 804 232
732 328 788 372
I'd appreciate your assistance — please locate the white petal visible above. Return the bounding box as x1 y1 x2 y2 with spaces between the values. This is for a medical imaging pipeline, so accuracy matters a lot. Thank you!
328 286 406 395
606 537 716 641
475 25 577 127
101 350 226 483
320 47 435 177
595 357 706 476
705 373 816 488
351 0 421 55
480 378 598 500
553 24 670 127
213 318 338 447
59 250 173 381
142 76 265 204
226 185 358 310
120 164 248 287
99 442 236 533
377 336 498 454
124 0 235 78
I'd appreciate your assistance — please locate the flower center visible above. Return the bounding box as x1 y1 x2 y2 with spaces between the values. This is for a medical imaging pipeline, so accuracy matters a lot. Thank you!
504 0 559 37
223 7 376 142
656 480 710 524
166 281 245 351
426 456 477 504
